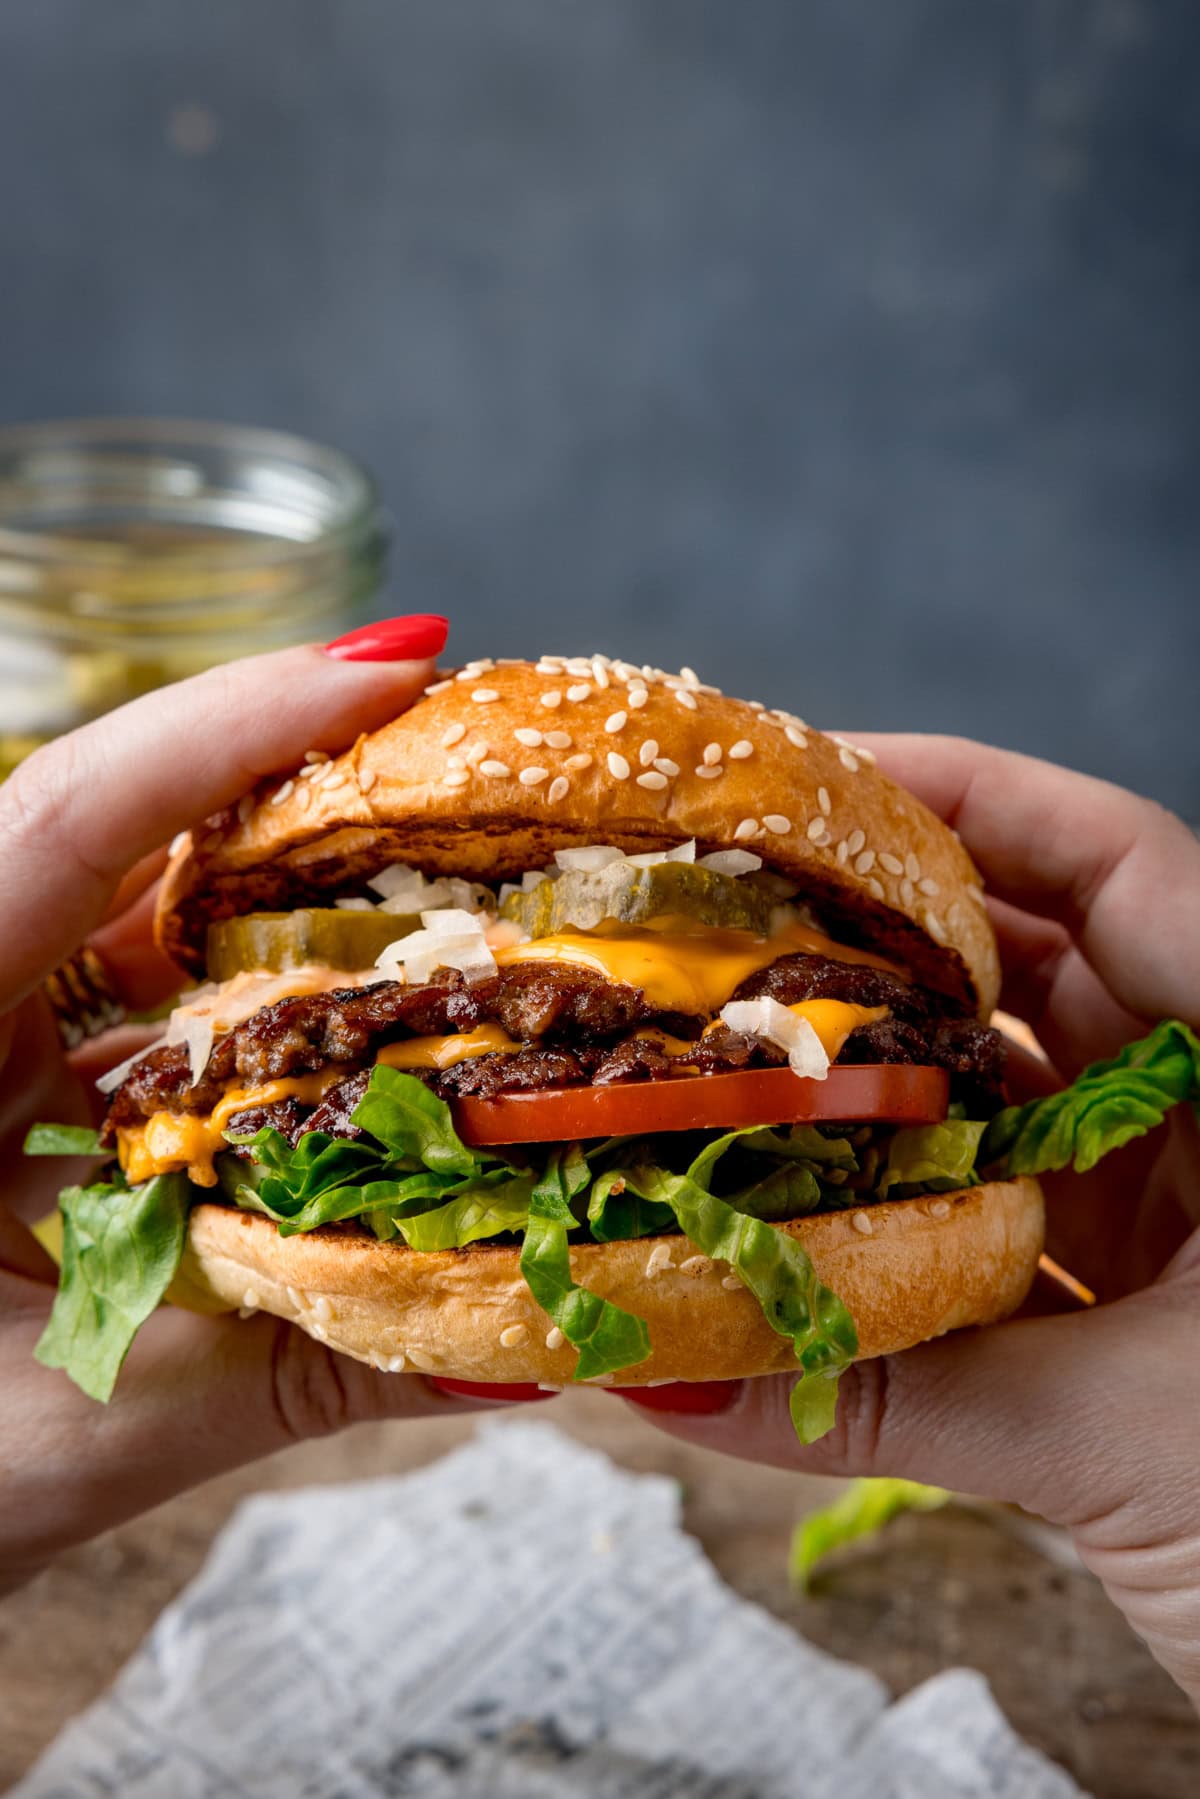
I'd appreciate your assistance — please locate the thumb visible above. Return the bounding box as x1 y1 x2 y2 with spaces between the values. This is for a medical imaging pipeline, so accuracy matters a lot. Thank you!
0 1273 541 1590
615 1283 1194 1531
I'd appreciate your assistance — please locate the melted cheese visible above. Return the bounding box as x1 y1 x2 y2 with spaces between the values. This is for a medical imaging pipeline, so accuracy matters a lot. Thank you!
117 1069 347 1188
788 1001 890 1060
496 917 901 1016
376 1024 523 1071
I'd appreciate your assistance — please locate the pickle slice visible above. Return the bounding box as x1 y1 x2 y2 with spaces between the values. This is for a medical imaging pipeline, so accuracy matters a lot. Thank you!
206 909 421 981
501 863 778 939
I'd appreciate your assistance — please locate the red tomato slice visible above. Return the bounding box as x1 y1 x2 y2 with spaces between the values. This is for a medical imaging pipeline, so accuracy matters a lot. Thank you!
452 1064 949 1146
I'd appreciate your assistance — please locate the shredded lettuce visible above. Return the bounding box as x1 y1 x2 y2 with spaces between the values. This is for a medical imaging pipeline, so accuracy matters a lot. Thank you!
879 1119 987 1198
24 1123 105 1157
34 1171 191 1402
984 1018 1200 1175
789 1478 952 1590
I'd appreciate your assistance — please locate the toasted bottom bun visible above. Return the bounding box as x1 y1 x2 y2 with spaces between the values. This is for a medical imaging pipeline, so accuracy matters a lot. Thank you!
176 1176 1044 1385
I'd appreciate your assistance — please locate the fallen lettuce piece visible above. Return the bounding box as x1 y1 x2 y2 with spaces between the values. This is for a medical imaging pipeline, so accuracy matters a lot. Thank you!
521 1147 652 1381
984 1019 1200 1176
24 1123 104 1157
34 1172 191 1403
878 1119 987 1199
789 1478 952 1590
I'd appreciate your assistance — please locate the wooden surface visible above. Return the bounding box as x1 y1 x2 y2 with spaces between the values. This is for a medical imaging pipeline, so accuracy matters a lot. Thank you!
2 1393 1197 1797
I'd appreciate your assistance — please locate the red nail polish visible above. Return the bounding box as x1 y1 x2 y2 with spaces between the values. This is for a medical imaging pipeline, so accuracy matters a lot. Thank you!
429 1377 556 1404
608 1380 739 1416
324 613 448 662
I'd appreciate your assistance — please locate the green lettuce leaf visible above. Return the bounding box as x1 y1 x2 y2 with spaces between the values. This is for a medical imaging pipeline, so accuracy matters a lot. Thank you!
878 1119 987 1198
621 1156 859 1443
586 1171 675 1242
24 1123 104 1157
789 1478 951 1590
350 1066 490 1176
397 1176 535 1250
34 1172 191 1403
984 1019 1200 1176
521 1147 652 1380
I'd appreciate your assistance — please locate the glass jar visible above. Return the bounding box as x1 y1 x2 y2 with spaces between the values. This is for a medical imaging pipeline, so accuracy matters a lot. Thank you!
0 418 387 775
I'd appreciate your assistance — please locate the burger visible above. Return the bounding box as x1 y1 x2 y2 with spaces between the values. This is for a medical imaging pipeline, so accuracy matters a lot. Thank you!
32 654 1185 1440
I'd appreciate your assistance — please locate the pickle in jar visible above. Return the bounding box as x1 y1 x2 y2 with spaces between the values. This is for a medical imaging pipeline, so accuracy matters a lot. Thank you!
206 908 421 980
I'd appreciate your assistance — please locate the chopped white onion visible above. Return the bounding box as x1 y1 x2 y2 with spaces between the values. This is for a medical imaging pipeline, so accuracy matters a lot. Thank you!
698 848 762 875
553 846 626 872
375 910 498 987
95 1038 167 1095
367 863 426 903
719 998 831 1081
625 840 697 868
335 897 376 911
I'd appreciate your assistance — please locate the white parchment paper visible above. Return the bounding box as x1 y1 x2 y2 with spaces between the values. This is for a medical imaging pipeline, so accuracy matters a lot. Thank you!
13 1422 1085 1798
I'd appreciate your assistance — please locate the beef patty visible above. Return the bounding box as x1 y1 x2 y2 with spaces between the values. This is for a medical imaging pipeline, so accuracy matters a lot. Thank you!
101 952 1003 1148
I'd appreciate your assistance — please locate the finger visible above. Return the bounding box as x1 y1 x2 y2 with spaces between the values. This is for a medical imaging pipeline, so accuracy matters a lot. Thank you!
612 1282 1193 1531
98 847 170 928
88 879 184 1014
844 735 1200 1029
0 1284 548 1590
0 626 448 1007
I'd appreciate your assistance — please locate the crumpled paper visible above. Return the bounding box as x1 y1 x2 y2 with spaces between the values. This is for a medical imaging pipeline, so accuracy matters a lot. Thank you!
14 1422 1084 1797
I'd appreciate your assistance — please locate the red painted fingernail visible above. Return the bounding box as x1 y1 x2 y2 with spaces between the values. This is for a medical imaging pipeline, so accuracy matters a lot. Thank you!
324 613 448 662
607 1380 739 1416
429 1377 556 1404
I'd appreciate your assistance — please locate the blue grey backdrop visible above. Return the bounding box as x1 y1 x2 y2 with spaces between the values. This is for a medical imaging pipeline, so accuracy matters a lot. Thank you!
1 0 1196 812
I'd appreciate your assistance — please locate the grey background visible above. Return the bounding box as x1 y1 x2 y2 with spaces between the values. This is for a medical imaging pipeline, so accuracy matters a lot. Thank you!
0 0 1196 812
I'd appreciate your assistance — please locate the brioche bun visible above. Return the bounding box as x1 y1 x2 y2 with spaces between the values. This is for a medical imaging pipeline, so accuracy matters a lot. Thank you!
156 656 999 1016
178 1177 1043 1385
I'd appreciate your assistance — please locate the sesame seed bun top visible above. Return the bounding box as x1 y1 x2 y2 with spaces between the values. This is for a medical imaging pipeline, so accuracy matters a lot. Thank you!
155 653 1000 1016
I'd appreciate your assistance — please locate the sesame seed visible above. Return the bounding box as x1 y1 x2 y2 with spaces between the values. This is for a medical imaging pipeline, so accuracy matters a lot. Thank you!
269 780 294 807
465 742 488 766
564 752 593 771
387 1354 407 1373
637 770 668 790
679 1254 709 1274
879 852 904 876
728 740 754 760
441 722 467 748
519 766 549 786
514 726 542 747
817 786 831 816
308 1322 328 1341
722 1274 743 1291
546 1326 565 1350
839 747 860 772
901 878 916 906
867 877 885 901
645 1243 673 1276
544 730 572 749
565 657 592 676
540 690 563 708
424 678 452 695
927 913 948 942
547 776 569 803
763 814 792 835
734 818 759 841
674 688 698 710
169 830 188 855
654 757 680 777
313 1295 334 1322
298 762 322 780
566 683 591 702
702 742 722 766
536 659 564 675
237 795 254 823
605 710 628 734
628 688 649 710
785 724 808 749
851 1211 873 1235
285 1286 302 1309
695 764 724 780
680 665 700 685
499 1323 529 1348
406 1347 435 1372
639 739 659 766
480 760 512 778
905 852 921 881
748 699 765 711
805 816 826 841
855 849 876 875
591 658 610 689
303 749 330 764
358 769 377 793
471 688 500 703
847 828 866 856
918 877 940 897
443 769 471 788
929 1199 952 1220
607 751 631 780
242 1287 260 1309
836 839 849 864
